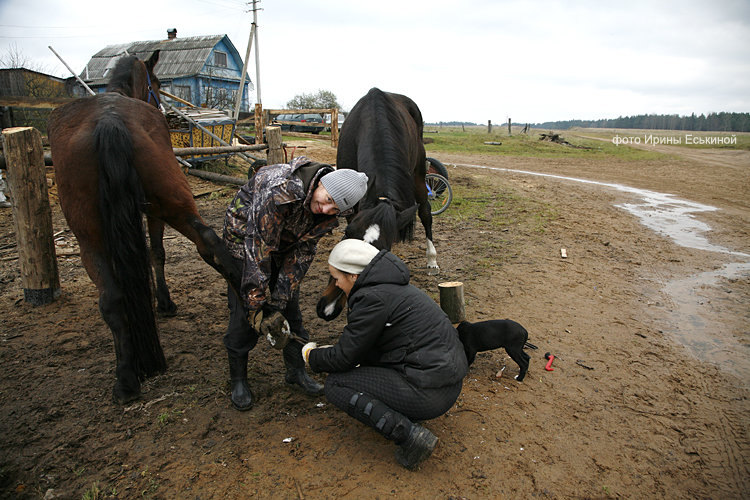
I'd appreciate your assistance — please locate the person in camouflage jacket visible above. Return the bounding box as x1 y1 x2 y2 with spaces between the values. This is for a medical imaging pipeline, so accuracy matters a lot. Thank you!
221 156 368 411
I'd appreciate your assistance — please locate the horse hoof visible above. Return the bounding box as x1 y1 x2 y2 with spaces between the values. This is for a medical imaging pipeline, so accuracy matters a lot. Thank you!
157 302 178 317
427 266 440 276
112 387 141 405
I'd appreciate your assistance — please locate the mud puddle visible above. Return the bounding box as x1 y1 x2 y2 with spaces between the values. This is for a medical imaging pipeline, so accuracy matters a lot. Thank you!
454 163 750 383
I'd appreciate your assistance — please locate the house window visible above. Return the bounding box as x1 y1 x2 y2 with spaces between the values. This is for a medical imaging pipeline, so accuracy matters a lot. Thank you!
214 51 227 68
174 85 191 104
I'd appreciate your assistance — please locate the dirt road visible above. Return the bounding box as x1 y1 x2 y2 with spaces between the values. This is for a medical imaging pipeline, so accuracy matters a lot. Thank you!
1 140 747 498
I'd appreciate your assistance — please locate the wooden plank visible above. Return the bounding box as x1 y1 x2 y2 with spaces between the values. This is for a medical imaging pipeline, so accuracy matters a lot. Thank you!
0 96 75 109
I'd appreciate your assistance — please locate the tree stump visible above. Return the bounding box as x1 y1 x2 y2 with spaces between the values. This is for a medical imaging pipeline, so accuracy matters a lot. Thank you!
438 281 466 323
2 126 60 305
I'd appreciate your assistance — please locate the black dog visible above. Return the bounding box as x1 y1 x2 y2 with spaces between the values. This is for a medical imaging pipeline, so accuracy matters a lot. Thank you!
457 319 533 381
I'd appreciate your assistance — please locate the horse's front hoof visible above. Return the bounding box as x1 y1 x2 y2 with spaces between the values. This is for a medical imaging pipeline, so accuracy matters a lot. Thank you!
427 265 440 276
157 301 178 317
156 299 177 318
112 386 141 405
112 375 141 405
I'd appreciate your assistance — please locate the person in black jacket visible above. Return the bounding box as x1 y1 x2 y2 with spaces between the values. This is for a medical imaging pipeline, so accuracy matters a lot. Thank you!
303 239 468 469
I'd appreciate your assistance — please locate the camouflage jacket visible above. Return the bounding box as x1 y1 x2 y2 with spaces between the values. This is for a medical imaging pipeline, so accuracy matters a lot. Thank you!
222 157 339 312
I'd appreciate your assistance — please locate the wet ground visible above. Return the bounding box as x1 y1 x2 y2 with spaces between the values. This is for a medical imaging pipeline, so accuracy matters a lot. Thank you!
1 138 748 498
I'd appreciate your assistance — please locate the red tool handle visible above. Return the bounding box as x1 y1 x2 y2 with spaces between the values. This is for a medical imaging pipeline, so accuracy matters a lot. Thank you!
544 353 555 371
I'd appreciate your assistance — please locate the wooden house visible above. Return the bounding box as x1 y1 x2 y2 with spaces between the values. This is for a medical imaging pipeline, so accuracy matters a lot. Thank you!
80 29 252 112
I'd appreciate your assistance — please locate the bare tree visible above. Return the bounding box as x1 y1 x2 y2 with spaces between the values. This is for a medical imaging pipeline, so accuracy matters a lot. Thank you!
0 43 47 72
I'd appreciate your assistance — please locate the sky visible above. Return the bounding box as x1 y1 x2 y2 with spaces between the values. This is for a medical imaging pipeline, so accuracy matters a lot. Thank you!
1 0 749 124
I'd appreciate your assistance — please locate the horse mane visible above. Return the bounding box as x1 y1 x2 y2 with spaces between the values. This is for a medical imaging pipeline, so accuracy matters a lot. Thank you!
106 55 141 97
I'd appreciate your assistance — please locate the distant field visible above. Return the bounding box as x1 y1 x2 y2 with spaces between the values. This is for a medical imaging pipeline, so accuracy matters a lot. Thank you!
421 125 664 160
421 125 749 159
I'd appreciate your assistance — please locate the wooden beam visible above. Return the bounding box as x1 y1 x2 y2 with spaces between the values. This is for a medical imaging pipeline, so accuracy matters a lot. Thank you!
159 89 196 107
265 108 334 115
187 169 245 185
0 96 74 109
173 144 267 156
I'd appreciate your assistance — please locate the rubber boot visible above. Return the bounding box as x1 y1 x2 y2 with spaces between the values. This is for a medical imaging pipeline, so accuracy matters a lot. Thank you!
394 423 439 470
228 354 253 411
347 392 438 470
283 341 324 396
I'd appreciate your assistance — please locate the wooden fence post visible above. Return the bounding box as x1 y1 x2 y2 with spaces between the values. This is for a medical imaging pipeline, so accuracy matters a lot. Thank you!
254 103 264 145
1 126 60 305
265 125 283 165
331 108 339 148
438 281 466 324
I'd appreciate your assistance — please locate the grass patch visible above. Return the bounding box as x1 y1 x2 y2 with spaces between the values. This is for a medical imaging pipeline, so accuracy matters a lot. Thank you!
157 408 184 426
438 172 556 273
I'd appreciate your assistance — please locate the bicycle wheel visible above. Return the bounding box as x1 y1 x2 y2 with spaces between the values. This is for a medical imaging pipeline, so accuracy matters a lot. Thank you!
426 157 449 178
426 173 453 215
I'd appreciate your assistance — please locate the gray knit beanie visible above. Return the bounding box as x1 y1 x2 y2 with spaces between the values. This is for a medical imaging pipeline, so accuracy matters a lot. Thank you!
328 239 380 274
319 169 369 212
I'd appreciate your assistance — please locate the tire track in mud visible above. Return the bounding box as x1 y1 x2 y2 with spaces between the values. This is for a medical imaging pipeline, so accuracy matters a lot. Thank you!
692 370 749 496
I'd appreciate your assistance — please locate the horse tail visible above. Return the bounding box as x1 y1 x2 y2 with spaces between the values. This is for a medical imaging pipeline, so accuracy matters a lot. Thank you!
356 200 417 248
94 113 166 378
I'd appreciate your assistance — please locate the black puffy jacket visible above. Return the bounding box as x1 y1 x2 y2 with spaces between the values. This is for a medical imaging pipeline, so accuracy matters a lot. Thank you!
309 250 468 389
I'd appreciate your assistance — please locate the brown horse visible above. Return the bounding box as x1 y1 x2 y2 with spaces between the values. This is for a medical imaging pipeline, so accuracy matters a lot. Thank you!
48 51 241 404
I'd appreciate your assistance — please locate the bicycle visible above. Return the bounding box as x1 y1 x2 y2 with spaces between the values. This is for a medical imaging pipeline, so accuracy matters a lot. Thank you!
426 157 453 215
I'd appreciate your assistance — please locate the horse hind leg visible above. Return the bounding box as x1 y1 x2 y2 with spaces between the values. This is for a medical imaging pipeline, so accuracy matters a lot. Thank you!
84 249 157 403
147 216 177 316
177 216 242 296
99 286 142 403
414 178 439 275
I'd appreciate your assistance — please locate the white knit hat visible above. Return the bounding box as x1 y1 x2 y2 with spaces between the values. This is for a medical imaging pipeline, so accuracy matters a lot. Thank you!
328 239 380 274
320 169 369 212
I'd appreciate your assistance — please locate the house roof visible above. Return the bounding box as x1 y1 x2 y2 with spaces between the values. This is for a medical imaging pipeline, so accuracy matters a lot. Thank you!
81 34 245 85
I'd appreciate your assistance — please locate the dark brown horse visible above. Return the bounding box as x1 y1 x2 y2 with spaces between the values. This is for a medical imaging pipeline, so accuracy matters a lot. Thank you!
316 88 438 321
48 51 241 404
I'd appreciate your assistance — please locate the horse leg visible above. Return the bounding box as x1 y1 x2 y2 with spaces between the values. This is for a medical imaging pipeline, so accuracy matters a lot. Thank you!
147 216 178 316
80 247 143 403
414 177 440 274
316 276 347 320
164 214 242 297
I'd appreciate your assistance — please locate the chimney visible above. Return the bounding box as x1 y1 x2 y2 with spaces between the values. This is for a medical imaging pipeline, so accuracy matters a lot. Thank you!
167 28 177 40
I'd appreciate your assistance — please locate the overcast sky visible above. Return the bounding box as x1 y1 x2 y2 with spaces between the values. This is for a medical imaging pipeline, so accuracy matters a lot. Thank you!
1 0 749 123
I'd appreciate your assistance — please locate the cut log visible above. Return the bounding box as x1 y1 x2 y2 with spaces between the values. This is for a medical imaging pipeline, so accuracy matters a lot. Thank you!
1 126 60 305
186 169 246 186
439 281 466 323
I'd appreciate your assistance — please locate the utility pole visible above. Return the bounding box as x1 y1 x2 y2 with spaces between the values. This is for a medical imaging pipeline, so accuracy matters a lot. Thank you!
253 0 262 105
233 0 262 120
